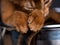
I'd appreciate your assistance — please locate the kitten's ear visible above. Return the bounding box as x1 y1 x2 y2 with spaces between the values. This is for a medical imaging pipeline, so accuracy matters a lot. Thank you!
44 0 52 17
44 0 52 7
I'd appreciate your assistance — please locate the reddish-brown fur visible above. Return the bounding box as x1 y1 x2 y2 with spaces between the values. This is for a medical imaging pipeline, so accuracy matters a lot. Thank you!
1 0 46 33
28 9 45 32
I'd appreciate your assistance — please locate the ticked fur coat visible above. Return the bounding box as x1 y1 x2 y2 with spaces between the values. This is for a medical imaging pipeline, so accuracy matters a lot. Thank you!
1 0 57 33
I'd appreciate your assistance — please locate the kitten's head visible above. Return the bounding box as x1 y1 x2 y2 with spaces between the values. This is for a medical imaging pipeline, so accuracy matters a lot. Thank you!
10 0 52 15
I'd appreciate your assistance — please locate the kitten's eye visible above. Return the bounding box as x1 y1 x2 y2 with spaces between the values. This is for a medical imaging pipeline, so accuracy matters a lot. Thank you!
45 0 49 4
34 0 40 3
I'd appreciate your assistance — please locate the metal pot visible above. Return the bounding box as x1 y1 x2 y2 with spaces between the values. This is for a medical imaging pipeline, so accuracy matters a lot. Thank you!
36 24 60 45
